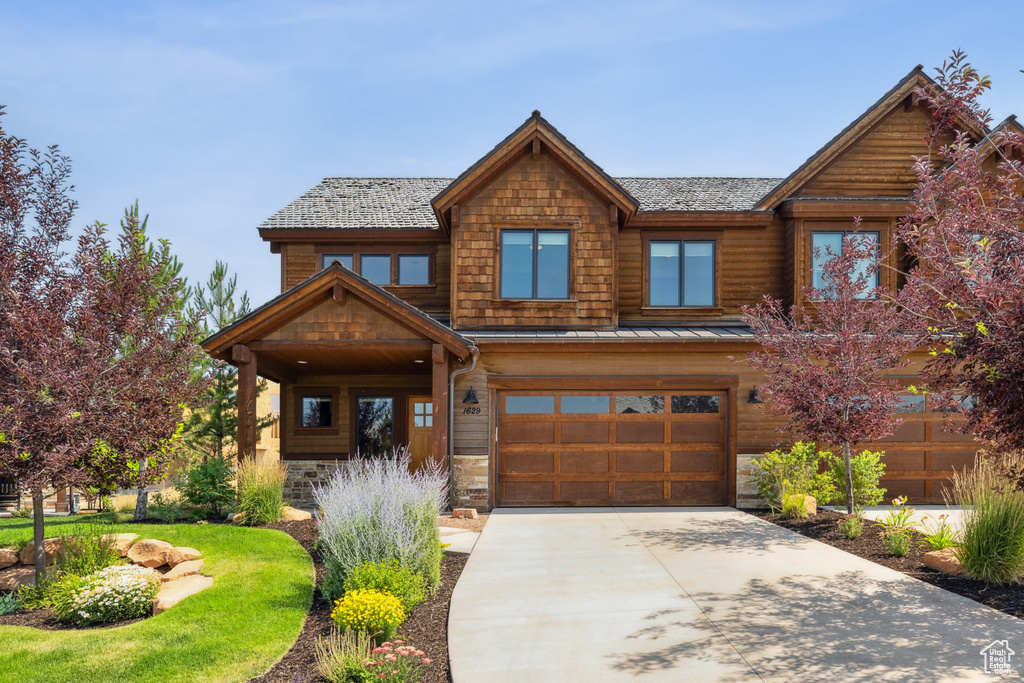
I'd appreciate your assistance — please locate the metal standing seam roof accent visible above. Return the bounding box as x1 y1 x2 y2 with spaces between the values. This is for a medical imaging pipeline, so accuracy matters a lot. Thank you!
257 177 786 231
464 326 756 341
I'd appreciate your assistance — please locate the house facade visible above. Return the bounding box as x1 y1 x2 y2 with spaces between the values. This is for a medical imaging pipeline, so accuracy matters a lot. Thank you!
203 66 1019 511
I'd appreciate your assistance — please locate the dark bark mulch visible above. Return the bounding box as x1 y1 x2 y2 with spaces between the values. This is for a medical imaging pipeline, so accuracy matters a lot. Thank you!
748 508 1024 619
250 520 467 683
0 605 146 630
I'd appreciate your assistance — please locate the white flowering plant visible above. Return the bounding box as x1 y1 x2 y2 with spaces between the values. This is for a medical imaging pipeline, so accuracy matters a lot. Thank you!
53 564 161 626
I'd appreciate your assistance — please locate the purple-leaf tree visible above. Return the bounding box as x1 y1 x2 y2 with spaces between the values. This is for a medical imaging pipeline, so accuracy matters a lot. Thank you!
742 229 919 513
0 106 207 579
897 51 1024 451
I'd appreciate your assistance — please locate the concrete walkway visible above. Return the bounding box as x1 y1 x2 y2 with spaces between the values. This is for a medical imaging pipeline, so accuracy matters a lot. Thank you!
449 508 1024 682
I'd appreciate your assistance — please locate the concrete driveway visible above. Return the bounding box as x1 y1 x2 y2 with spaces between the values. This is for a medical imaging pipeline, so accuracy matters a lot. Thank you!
449 508 1024 682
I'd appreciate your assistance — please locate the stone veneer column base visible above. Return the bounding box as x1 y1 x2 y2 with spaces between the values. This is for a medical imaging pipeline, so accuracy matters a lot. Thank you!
453 454 489 511
283 460 345 510
736 453 764 509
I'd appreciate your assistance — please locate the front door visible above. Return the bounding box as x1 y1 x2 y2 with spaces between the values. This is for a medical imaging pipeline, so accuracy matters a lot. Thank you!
408 396 434 472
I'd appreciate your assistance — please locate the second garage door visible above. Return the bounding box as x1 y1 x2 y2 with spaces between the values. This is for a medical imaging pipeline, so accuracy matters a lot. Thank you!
497 389 727 506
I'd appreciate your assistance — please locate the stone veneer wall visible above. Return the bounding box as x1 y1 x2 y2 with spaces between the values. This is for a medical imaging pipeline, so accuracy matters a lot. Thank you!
284 460 340 510
735 453 762 509
285 456 492 512
453 454 489 511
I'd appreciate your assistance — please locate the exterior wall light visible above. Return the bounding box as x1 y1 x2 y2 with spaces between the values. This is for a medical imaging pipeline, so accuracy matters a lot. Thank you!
748 388 763 404
463 387 479 404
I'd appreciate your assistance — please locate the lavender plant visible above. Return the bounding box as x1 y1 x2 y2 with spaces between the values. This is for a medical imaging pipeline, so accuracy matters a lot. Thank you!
314 447 448 594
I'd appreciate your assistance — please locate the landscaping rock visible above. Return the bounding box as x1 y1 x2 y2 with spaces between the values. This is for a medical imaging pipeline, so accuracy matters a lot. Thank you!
104 533 140 557
175 547 202 562
923 547 965 576
161 559 204 582
281 506 312 521
0 549 18 570
452 508 479 520
128 539 183 568
783 494 817 517
19 538 65 566
230 512 246 524
153 574 214 614
0 566 37 591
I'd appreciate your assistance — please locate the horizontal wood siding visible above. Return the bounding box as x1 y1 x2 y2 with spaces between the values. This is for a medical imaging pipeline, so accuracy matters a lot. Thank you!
798 106 933 197
617 216 787 320
453 364 490 454
283 244 318 290
453 150 615 329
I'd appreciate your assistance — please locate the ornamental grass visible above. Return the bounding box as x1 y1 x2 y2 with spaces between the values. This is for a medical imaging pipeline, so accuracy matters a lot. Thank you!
236 457 287 524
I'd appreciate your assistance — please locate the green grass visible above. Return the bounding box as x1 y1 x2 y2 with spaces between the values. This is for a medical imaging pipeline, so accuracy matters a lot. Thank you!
0 514 314 683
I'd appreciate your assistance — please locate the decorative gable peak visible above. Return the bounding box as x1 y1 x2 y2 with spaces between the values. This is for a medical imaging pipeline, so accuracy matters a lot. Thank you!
432 111 639 233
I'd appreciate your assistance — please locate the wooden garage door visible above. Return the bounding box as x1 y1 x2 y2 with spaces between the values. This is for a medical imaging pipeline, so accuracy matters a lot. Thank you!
497 390 727 506
865 394 979 504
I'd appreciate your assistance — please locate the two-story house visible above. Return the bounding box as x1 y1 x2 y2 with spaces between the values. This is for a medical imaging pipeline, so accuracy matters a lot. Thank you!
203 66 1021 511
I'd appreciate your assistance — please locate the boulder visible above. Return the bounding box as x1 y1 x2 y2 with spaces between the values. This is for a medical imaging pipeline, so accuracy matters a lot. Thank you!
0 566 37 591
128 539 183 568
153 574 213 615
103 533 140 557
230 512 246 525
161 559 204 583
452 508 479 520
0 549 18 570
19 538 65 566
281 506 312 521
175 547 202 562
923 547 965 576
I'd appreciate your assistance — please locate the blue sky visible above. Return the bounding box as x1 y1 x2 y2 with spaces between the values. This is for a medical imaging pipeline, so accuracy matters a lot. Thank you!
2 0 1023 306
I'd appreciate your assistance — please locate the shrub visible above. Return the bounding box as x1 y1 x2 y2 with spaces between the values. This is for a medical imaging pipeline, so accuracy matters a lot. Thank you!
342 559 427 614
918 514 959 551
236 457 286 525
881 528 911 557
180 455 235 517
950 453 1024 584
331 589 405 644
16 576 58 609
11 508 31 519
316 628 377 683
53 564 160 626
750 442 836 510
781 490 812 519
0 592 19 616
837 513 864 539
147 491 193 522
314 450 448 591
874 496 917 533
827 449 887 508
57 525 123 577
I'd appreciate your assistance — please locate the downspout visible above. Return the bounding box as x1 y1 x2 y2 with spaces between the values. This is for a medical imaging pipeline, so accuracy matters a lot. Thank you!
448 346 480 511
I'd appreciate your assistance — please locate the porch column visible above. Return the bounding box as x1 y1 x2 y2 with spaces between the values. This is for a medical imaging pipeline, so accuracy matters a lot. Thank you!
431 343 450 471
233 344 258 461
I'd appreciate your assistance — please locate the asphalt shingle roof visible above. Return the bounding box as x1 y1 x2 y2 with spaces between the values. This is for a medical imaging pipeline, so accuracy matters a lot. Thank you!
258 176 785 231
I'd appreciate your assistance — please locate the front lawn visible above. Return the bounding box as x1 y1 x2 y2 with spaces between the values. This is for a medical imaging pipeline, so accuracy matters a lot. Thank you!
0 515 314 683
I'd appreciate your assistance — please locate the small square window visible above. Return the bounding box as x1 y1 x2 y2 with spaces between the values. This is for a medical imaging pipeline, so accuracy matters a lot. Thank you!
398 254 430 285
301 396 332 428
322 254 354 270
649 240 715 307
811 232 879 298
500 230 569 299
360 254 392 285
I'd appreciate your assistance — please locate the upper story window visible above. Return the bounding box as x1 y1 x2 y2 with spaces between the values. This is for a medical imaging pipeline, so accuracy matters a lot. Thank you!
811 231 879 297
500 230 570 299
648 240 715 307
321 251 431 286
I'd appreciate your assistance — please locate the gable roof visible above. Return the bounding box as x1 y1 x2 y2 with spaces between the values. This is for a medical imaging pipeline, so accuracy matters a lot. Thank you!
202 263 473 362
431 111 640 232
755 66 936 210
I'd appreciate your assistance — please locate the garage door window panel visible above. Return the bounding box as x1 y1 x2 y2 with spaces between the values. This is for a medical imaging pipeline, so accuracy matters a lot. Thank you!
671 395 720 413
616 396 665 414
505 395 555 414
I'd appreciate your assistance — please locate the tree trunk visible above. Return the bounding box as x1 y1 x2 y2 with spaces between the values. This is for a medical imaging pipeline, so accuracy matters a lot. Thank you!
32 489 45 582
133 458 149 522
844 441 855 515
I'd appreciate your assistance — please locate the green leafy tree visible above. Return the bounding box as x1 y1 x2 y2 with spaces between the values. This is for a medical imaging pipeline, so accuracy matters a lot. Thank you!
183 261 272 461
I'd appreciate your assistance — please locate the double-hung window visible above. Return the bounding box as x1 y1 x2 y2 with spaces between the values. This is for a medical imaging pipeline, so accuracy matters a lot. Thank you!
648 240 715 307
500 229 570 299
811 231 879 297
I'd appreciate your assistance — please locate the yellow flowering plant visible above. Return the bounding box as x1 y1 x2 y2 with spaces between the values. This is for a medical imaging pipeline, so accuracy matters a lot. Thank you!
331 589 405 645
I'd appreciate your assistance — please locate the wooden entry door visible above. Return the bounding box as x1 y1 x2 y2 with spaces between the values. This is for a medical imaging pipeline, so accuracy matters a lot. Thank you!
408 396 434 471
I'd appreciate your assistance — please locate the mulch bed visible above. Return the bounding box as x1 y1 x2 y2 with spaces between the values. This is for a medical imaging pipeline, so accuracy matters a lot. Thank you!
0 605 146 630
748 508 1024 619
250 519 468 683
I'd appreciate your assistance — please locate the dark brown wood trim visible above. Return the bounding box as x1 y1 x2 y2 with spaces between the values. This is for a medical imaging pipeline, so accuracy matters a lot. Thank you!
260 229 448 244
250 340 434 352
237 349 258 460
487 376 740 390
727 385 737 507
780 200 911 218
432 344 450 472
627 212 773 228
